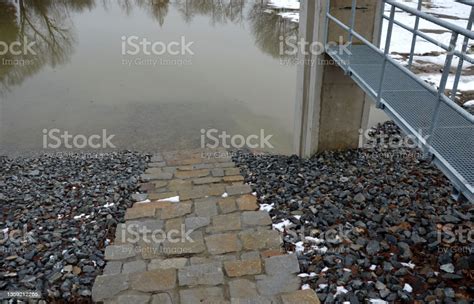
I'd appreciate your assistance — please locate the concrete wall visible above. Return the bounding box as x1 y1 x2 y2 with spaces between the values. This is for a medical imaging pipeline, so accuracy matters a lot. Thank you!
317 63 367 151
294 0 383 157
327 0 381 44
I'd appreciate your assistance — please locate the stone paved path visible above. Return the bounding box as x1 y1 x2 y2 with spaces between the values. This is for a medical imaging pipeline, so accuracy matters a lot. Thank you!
92 149 320 304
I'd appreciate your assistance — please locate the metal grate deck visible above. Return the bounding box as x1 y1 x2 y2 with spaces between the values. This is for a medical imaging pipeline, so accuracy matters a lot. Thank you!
327 44 474 200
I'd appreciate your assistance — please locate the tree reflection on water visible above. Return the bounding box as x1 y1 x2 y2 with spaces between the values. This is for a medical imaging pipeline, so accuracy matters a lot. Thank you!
0 0 298 92
0 0 94 92
248 1 298 60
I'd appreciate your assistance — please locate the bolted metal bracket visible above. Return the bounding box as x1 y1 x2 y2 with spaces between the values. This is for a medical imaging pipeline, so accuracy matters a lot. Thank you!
451 188 467 202
421 151 435 162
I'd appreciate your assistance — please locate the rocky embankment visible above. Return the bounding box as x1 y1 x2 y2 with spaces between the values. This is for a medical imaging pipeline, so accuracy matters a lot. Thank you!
233 122 473 303
0 152 148 302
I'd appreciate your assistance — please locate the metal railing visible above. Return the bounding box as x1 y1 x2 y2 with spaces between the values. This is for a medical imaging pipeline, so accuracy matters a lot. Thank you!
325 0 474 122
323 0 474 201
384 1 474 102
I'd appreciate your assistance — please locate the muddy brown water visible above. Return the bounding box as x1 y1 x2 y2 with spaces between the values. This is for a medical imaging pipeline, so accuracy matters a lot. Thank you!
0 0 389 156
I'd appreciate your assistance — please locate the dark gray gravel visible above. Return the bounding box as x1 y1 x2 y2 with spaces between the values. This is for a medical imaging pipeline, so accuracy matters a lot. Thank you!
233 122 473 303
0 152 148 302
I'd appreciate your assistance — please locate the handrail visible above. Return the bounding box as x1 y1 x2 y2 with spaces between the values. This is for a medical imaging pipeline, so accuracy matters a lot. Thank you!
407 0 423 68
325 12 474 124
456 0 474 6
382 15 474 64
385 0 474 39
452 7 474 99
324 0 474 201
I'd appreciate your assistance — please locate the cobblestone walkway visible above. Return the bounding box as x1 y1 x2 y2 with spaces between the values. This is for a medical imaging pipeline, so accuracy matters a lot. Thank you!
92 149 320 304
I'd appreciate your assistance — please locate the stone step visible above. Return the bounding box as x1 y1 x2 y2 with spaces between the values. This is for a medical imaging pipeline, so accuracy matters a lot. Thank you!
92 149 320 304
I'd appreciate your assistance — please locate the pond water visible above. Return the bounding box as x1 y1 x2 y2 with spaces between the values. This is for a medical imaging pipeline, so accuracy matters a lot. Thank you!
0 0 299 156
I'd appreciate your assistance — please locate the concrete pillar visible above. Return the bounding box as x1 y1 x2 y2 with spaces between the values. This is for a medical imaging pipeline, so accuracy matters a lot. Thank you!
294 0 383 157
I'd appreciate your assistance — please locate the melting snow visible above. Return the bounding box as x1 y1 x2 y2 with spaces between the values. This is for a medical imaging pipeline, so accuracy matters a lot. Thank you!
158 196 180 203
401 261 416 269
403 283 413 293
314 246 328 254
304 236 324 244
381 1 471 54
268 0 300 10
380 0 474 94
278 12 299 23
335 286 349 296
294 241 305 252
420 74 474 92
272 219 291 232
301 284 311 290
260 203 274 212
463 100 474 107
318 284 328 290
412 55 474 69
265 0 300 23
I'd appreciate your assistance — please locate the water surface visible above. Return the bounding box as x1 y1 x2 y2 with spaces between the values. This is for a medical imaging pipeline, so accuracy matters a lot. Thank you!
0 0 299 155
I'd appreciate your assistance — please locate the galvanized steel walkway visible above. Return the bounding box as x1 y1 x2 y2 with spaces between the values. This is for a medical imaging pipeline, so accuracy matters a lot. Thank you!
324 0 474 202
